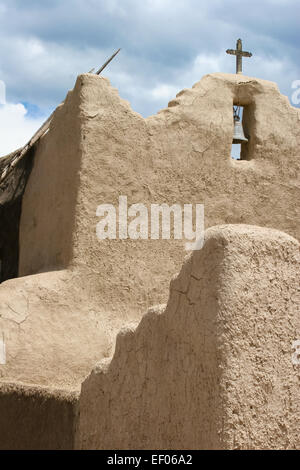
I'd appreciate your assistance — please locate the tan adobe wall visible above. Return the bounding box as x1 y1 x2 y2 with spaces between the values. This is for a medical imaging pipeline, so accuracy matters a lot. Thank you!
0 73 299 392
76 225 300 450
0 382 78 450
19 72 300 320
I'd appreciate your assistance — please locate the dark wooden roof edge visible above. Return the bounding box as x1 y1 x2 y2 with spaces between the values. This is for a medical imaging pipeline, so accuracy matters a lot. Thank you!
0 111 53 185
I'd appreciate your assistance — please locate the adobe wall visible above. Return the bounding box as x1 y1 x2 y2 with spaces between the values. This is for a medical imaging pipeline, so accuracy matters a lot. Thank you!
0 382 78 450
76 225 300 450
19 73 300 323
0 269 112 388
1 72 299 390
18 90 82 276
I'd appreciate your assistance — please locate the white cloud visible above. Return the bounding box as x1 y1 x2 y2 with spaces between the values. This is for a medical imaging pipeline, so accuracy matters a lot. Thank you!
151 84 179 101
0 101 45 157
0 0 298 150
27 38 45 58
0 80 5 104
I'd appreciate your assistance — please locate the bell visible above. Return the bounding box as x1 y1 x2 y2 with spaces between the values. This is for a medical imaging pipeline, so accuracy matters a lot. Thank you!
233 115 248 144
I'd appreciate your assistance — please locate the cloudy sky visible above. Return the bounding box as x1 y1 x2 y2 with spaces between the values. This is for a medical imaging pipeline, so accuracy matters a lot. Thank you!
0 0 299 156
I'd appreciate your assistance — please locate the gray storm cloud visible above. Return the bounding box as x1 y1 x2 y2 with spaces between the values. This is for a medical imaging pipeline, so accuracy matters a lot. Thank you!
0 0 299 119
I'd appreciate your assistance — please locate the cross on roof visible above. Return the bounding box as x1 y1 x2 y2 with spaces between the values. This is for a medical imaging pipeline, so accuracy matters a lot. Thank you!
226 39 252 74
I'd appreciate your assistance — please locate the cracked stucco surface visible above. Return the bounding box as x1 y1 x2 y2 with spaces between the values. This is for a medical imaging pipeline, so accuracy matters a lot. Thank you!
0 73 299 389
77 225 300 450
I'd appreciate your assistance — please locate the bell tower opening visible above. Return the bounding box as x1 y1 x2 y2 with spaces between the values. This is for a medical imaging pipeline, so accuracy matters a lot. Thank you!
231 143 242 160
231 105 250 161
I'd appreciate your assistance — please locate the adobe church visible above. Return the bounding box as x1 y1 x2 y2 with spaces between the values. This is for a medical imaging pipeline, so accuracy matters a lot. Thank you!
0 64 299 449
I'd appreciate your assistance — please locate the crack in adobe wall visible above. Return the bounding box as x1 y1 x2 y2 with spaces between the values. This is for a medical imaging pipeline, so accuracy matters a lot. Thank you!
76 225 300 450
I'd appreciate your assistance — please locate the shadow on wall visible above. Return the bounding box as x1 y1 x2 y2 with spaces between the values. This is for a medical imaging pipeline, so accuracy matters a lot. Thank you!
0 146 36 283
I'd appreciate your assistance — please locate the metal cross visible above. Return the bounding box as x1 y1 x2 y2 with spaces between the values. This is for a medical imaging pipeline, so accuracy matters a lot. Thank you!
226 39 252 74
